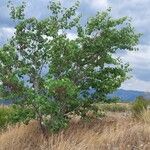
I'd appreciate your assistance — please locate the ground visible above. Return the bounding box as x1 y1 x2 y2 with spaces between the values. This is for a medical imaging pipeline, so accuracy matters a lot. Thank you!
0 103 150 150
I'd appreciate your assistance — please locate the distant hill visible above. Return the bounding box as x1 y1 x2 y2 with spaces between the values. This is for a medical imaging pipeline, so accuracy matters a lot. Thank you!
88 88 150 102
1 89 150 105
109 89 150 101
88 88 150 101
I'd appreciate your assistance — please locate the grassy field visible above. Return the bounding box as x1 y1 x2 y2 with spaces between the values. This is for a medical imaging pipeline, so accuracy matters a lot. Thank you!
0 103 150 150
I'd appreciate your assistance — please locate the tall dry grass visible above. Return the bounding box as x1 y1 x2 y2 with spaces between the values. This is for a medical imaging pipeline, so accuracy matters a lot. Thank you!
141 109 150 124
0 112 150 150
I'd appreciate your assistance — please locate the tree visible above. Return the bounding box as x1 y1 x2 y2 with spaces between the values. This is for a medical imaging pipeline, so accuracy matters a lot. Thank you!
0 1 140 132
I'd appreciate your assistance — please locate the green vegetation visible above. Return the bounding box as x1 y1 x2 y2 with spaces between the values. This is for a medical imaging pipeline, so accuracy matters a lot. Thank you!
97 103 129 112
0 1 140 133
0 106 14 129
131 96 149 118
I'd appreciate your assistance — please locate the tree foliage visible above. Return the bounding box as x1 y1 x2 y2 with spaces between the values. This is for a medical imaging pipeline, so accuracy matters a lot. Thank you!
0 1 140 132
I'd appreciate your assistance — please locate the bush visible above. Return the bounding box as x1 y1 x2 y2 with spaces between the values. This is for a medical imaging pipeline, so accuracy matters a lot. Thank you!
132 96 149 118
0 0 140 133
106 97 121 103
0 106 14 129
98 103 128 112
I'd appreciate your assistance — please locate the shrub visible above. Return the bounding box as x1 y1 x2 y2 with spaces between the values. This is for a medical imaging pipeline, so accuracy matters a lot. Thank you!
98 103 128 112
0 106 14 129
0 0 140 133
106 97 121 103
131 96 149 118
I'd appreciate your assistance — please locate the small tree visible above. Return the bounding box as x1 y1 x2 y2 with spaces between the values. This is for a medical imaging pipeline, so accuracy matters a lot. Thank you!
0 1 140 132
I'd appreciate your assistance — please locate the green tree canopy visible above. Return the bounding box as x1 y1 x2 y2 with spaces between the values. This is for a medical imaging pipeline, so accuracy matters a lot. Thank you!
0 1 140 132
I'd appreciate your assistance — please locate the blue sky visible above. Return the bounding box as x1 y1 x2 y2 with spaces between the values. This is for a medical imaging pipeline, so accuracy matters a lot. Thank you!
0 0 150 91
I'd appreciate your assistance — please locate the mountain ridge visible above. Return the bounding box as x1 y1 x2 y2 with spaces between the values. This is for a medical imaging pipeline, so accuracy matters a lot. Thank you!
109 89 150 101
0 89 150 105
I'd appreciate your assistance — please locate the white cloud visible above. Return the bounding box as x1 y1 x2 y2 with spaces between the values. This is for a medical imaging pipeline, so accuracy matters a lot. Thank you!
119 45 150 91
121 77 150 92
90 0 108 9
121 0 149 5
67 32 77 40
120 45 150 70
81 0 108 9
109 0 150 37
0 27 15 44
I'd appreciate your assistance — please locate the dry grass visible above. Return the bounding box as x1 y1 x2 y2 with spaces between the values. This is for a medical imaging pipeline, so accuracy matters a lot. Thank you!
96 102 130 113
0 111 150 150
141 109 150 124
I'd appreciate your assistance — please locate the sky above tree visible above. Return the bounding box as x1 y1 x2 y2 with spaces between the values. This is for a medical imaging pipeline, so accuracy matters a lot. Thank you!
0 0 150 92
